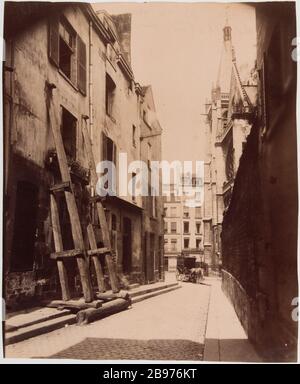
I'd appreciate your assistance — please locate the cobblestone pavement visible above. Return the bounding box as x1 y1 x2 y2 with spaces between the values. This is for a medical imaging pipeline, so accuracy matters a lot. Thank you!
5 282 211 361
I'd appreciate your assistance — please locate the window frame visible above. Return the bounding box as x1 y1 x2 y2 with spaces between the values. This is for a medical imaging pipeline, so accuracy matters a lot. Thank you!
48 15 87 95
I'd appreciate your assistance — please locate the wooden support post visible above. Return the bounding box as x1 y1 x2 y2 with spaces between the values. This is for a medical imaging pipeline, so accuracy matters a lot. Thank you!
81 118 119 293
87 223 106 293
50 194 70 301
96 202 119 293
48 90 94 302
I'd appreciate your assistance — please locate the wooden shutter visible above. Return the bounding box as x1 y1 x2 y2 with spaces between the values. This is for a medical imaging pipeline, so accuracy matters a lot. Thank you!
102 132 107 161
77 36 87 95
113 142 117 166
48 16 59 67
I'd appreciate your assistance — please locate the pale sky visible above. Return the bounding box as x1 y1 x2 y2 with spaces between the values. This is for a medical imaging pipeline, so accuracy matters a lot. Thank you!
93 2 257 163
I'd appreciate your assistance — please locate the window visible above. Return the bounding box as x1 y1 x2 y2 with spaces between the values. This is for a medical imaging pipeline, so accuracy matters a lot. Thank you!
48 16 86 94
196 239 201 249
164 221 168 233
61 107 77 160
164 239 168 251
171 222 177 234
170 207 177 217
171 239 177 251
102 132 116 164
183 207 189 218
164 207 168 217
184 238 189 249
106 73 116 118
102 132 117 194
196 222 201 234
183 221 189 234
132 125 136 147
58 21 74 79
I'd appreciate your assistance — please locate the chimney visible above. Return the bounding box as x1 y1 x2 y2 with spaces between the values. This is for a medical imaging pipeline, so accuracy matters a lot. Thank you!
111 13 132 64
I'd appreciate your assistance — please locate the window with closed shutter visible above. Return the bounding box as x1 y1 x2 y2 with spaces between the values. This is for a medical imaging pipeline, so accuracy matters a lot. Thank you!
102 133 117 194
77 36 87 95
106 73 116 118
48 16 59 67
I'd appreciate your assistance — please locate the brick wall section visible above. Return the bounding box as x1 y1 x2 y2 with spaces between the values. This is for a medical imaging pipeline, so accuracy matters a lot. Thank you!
222 117 298 361
222 120 298 361
222 122 261 299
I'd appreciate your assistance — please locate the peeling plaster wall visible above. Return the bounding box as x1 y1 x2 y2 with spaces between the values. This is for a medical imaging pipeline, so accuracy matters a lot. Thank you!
3 5 148 309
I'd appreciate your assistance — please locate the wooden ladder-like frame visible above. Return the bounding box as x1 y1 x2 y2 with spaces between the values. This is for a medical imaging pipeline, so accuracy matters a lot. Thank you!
47 82 119 306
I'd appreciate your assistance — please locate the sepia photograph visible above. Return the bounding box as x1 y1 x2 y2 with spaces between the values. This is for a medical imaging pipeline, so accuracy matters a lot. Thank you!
1 0 298 365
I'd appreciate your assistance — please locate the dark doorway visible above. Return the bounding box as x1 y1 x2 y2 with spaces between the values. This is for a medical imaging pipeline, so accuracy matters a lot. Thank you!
61 107 77 160
158 235 163 279
148 233 155 282
11 181 38 271
143 233 148 280
122 217 132 273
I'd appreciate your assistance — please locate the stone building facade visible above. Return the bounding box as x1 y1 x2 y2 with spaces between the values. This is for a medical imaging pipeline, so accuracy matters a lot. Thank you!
139 85 164 283
3 2 164 309
221 2 298 361
164 177 203 272
203 23 257 272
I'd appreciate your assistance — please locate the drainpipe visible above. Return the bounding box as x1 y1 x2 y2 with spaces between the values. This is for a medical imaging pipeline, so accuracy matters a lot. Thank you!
89 21 93 140
138 95 146 283
3 38 14 277
88 20 95 222
4 39 14 196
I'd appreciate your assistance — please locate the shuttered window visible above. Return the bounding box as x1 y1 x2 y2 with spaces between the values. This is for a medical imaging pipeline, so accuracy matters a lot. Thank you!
102 133 117 195
77 35 87 95
102 132 116 164
48 16 59 67
48 16 86 95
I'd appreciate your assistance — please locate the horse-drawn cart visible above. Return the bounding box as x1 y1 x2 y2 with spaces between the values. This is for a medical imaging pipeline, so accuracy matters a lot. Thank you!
176 256 204 283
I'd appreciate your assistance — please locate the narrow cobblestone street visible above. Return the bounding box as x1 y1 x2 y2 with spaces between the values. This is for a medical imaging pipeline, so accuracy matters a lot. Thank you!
5 282 211 361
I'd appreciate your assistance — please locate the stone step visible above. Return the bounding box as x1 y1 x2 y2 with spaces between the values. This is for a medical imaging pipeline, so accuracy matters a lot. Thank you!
5 308 71 333
128 283 140 290
131 284 181 304
129 282 179 298
5 313 76 346
5 282 180 345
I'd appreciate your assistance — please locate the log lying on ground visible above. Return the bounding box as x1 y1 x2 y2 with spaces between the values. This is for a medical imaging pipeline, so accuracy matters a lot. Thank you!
95 290 130 301
76 298 131 325
46 299 103 310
